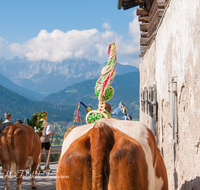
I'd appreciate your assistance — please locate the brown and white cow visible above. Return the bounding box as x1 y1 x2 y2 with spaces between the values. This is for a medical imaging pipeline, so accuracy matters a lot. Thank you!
56 118 168 190
0 123 41 190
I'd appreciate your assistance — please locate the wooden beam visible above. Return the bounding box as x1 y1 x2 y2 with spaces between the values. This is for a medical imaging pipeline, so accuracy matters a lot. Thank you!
138 16 150 22
140 23 149 31
157 1 166 9
139 54 144 58
135 0 145 3
122 2 140 10
140 38 148 46
146 31 156 46
146 0 154 11
117 0 122 9
158 9 165 17
140 46 148 54
137 8 148 16
141 32 148 38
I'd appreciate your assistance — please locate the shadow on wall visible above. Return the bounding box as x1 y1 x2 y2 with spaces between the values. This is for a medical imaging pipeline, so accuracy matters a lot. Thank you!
180 177 200 190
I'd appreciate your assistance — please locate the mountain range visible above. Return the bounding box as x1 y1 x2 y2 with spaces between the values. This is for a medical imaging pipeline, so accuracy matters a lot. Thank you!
0 72 139 124
0 84 74 124
0 57 140 123
0 57 139 95
0 73 45 101
43 72 140 120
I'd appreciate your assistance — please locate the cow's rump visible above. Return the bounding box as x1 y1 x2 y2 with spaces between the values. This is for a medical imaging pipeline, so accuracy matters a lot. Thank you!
0 123 41 190
56 119 168 190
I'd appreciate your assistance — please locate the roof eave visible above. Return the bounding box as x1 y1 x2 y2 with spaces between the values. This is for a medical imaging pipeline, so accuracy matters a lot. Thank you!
118 0 141 10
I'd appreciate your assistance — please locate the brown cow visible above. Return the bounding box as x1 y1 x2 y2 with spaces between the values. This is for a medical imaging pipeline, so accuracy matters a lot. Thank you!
63 126 77 139
56 119 168 190
0 123 41 190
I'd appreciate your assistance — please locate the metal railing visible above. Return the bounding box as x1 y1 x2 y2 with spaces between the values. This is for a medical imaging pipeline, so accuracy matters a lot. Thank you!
42 145 62 154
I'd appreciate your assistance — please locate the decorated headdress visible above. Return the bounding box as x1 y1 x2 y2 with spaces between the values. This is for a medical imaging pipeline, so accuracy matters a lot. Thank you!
73 102 81 123
73 101 92 123
27 111 47 132
111 101 132 120
86 42 117 124
37 111 47 121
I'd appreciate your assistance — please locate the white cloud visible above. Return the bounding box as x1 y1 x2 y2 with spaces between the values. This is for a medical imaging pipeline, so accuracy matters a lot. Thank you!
120 58 141 68
128 9 140 44
102 22 111 30
3 12 140 65
120 62 129 65
9 28 138 63
130 59 141 68
0 37 9 58
9 29 100 62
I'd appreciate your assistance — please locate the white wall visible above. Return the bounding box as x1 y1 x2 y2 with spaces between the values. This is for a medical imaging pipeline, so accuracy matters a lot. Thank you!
140 0 200 189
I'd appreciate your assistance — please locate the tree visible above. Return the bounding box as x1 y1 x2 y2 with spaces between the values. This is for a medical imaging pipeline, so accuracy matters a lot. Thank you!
54 138 61 145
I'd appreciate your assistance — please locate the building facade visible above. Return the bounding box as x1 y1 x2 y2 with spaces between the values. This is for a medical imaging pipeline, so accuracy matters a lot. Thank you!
119 0 200 189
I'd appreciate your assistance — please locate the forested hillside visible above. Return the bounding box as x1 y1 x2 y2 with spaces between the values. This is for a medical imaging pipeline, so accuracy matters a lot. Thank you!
0 73 45 101
43 72 140 120
0 84 74 124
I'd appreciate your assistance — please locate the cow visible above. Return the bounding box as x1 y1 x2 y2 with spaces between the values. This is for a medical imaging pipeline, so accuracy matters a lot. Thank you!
56 118 168 190
0 123 41 190
63 126 77 139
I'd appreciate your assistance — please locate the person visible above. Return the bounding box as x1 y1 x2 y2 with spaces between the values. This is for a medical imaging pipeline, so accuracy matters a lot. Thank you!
16 119 24 124
0 112 13 174
0 112 13 134
36 112 55 173
105 102 112 115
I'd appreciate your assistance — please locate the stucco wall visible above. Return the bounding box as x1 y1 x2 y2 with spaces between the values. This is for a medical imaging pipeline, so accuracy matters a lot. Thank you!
140 0 200 189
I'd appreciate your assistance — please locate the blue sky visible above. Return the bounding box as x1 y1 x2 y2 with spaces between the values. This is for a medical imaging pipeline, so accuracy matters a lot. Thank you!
0 0 140 67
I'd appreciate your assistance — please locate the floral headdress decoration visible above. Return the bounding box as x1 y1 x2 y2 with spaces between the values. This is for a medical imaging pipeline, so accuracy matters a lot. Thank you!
86 42 117 124
27 111 47 132
37 111 47 121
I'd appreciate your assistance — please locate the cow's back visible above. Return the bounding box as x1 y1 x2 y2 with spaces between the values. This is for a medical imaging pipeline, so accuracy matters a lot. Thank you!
57 128 92 190
60 123 93 159
107 127 149 189
56 119 168 190
102 119 168 190
0 124 41 190
0 124 41 168
98 119 158 189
